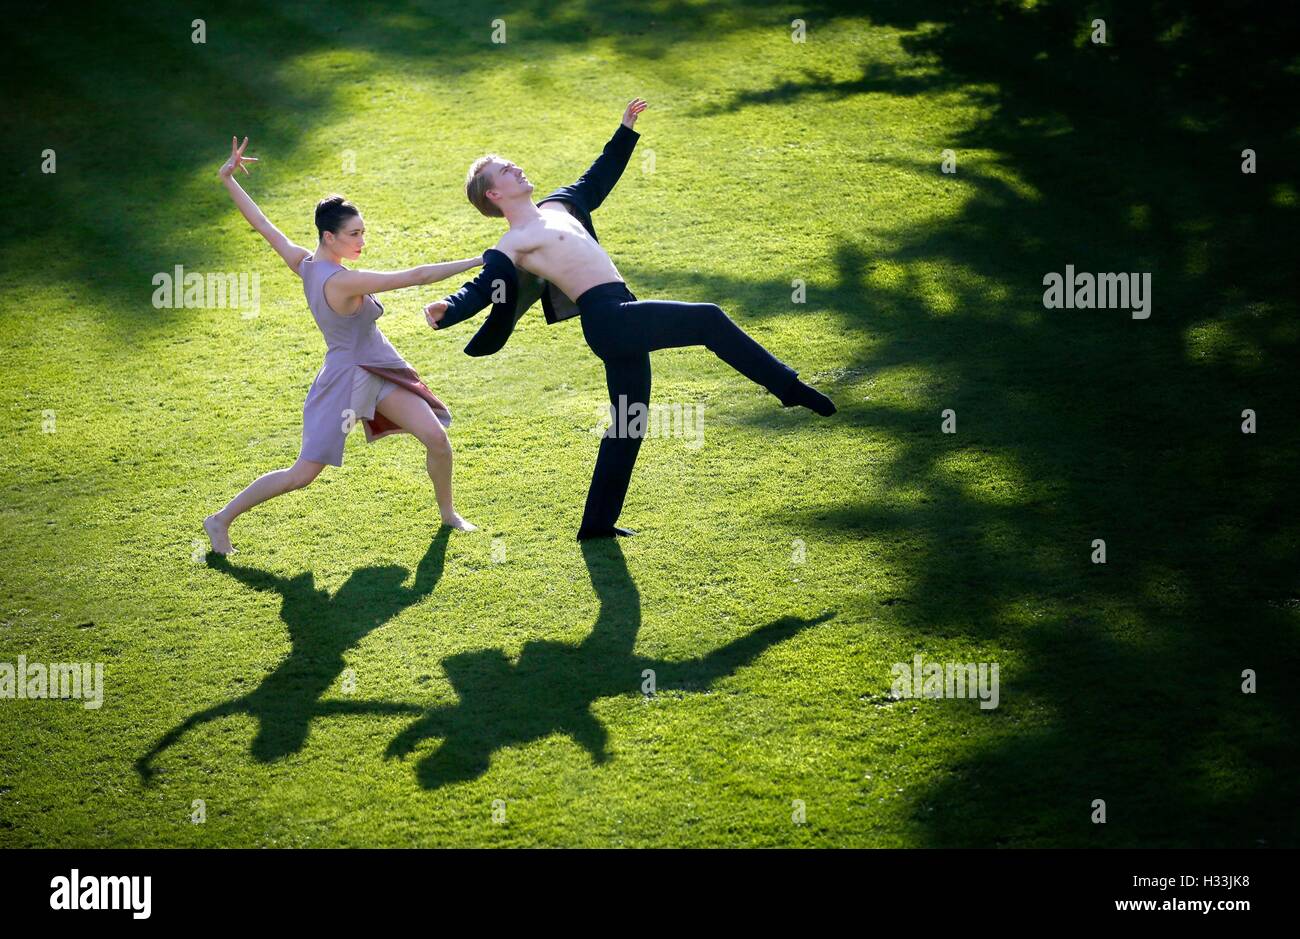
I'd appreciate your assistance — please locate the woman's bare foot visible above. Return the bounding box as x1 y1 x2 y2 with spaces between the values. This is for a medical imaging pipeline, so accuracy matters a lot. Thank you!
441 512 477 532
203 513 235 555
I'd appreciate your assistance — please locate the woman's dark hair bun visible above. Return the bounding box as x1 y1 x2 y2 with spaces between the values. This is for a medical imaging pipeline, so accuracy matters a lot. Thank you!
315 194 359 238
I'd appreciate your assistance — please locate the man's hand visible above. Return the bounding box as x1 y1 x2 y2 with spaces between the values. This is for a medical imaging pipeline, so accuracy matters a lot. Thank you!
621 98 648 129
424 299 449 329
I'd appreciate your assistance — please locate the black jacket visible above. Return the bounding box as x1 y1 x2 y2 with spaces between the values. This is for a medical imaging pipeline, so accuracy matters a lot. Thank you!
437 122 641 356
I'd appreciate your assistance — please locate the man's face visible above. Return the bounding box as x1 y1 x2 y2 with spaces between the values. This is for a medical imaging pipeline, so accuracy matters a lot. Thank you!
487 158 534 204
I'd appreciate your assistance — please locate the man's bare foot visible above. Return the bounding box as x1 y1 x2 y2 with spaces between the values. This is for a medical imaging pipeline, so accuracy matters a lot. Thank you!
441 513 477 532
203 514 235 555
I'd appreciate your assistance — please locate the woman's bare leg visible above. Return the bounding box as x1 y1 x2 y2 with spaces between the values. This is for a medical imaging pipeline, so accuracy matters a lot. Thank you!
375 388 475 530
204 457 327 554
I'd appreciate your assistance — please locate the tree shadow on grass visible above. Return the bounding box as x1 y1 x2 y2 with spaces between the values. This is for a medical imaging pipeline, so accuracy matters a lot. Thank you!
134 528 449 783
385 540 834 789
634 207 1296 844
635 0 1299 844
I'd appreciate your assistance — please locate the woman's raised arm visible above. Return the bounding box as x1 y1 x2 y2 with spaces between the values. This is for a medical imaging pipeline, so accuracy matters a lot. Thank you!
219 136 311 276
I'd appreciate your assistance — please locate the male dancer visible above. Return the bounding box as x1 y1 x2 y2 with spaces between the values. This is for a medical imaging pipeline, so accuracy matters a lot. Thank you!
425 98 835 541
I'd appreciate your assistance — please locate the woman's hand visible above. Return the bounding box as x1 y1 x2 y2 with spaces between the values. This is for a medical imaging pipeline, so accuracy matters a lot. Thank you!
219 136 259 180
424 300 449 329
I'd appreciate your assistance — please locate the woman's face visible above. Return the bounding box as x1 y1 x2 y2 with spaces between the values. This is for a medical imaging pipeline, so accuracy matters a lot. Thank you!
325 213 366 259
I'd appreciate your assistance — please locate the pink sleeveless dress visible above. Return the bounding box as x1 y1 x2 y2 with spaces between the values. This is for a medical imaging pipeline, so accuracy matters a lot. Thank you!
297 257 451 467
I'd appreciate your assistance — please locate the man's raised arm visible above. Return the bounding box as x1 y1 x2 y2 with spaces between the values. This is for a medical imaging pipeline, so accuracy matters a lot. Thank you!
551 98 647 214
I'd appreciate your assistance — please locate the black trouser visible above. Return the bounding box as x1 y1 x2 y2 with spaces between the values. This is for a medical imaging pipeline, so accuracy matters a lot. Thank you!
576 281 798 533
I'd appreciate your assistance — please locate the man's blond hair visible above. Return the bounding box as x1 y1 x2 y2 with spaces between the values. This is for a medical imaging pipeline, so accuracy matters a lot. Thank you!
466 155 504 218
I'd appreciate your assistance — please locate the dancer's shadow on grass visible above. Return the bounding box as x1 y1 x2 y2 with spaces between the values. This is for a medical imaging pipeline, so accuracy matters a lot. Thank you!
135 529 449 783
386 540 834 789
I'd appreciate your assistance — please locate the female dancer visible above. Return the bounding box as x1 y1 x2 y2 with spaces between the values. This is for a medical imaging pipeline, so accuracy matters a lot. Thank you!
204 137 480 554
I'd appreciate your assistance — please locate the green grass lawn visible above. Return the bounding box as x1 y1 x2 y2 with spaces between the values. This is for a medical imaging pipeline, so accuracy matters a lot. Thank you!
1 0 1297 847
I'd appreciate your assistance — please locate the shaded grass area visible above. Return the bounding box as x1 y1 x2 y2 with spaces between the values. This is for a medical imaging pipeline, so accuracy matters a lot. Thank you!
1 0 1296 846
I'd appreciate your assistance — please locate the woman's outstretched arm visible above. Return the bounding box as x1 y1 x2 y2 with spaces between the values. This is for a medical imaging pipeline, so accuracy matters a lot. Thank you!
219 136 311 275
326 257 485 304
